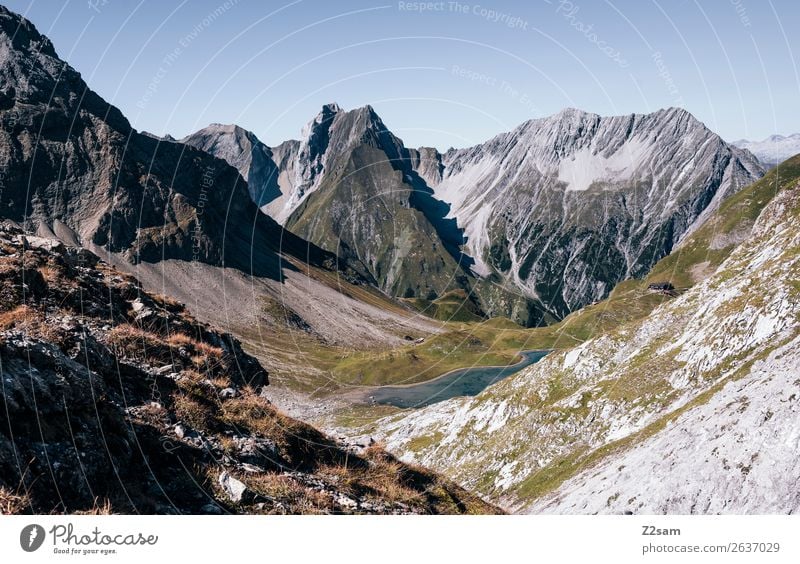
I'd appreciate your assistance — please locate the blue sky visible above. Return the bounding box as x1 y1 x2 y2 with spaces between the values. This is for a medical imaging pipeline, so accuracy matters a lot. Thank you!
5 0 799 149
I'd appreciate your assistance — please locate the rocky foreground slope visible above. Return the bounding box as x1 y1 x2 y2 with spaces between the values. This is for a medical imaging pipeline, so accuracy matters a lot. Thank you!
363 159 800 514
0 222 498 515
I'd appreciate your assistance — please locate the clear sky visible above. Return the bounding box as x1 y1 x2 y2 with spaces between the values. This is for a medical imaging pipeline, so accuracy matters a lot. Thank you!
5 0 799 149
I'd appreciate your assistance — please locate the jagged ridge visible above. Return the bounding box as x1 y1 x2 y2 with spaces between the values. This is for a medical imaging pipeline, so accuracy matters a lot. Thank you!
188 104 763 325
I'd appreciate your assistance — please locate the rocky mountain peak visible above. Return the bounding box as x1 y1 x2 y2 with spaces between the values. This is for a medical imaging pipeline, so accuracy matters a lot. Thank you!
209 122 257 139
0 4 346 280
428 106 763 318
183 122 267 156
180 123 279 207
549 106 598 124
301 102 341 138
184 101 764 324
321 101 342 113
0 6 57 59
302 103 391 148
0 7 129 130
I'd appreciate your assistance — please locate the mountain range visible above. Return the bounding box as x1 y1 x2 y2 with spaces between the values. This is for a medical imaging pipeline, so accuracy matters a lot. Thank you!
185 103 763 324
0 5 498 514
733 134 800 167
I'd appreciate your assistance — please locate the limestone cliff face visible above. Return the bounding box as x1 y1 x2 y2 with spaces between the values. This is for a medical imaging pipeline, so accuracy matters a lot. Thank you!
424 107 764 317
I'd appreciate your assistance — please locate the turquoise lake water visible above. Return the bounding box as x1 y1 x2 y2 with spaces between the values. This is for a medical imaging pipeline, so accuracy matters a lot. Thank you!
365 350 549 408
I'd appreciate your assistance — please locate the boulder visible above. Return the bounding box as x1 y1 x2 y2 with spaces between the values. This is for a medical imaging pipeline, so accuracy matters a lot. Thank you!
218 471 248 504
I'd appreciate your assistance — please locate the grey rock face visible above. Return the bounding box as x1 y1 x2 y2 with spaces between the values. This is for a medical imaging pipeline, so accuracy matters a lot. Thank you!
218 471 249 503
265 104 481 303
420 107 764 317
181 123 282 209
0 7 368 286
0 6 239 264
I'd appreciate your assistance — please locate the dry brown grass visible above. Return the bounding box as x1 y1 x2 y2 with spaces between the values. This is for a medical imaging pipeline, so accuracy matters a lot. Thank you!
218 436 237 456
173 394 214 432
317 443 432 508
109 324 224 368
319 463 362 496
74 498 114 515
38 264 76 288
0 305 63 342
366 461 426 505
194 341 224 360
209 376 232 389
246 473 304 498
221 393 286 443
152 293 184 310
243 473 332 514
166 333 222 358
320 457 427 507
0 304 35 329
220 391 341 469
165 333 195 347
108 323 159 347
0 487 29 515
174 370 222 404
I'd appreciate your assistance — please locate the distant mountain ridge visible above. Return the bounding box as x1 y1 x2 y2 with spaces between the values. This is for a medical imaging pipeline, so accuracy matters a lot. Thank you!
187 104 764 324
185 104 487 310
733 133 800 167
